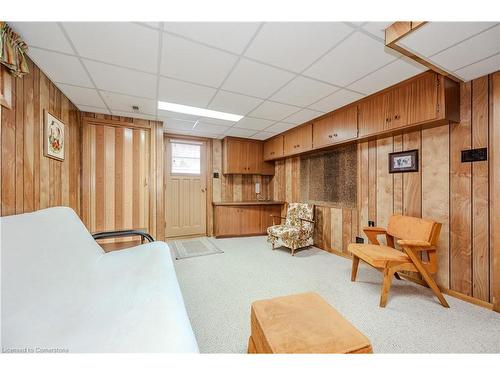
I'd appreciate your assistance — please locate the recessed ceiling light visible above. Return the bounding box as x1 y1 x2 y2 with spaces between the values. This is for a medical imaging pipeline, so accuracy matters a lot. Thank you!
158 101 243 122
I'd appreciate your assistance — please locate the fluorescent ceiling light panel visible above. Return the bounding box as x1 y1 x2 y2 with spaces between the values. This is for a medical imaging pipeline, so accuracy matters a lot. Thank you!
158 101 243 122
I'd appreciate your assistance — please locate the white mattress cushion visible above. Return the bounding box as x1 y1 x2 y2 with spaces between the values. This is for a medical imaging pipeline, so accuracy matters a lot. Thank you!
1 207 198 353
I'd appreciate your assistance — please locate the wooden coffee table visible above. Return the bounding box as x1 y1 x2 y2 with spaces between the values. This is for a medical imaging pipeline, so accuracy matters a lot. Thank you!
248 292 372 354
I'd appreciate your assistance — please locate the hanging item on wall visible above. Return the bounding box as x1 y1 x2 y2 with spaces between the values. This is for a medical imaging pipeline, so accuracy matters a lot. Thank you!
388 149 418 173
0 22 30 77
44 110 65 161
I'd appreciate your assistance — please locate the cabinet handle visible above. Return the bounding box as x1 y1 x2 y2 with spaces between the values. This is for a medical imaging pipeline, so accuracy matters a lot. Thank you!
328 134 333 138
394 114 400 120
334 133 338 137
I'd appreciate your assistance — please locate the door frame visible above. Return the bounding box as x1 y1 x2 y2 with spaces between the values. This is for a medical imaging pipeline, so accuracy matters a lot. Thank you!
163 133 213 239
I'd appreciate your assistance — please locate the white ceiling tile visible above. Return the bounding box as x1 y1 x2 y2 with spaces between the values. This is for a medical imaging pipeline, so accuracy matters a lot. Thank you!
139 22 162 30
10 22 73 53
250 131 276 140
222 59 295 98
158 77 217 107
110 111 156 121
304 31 398 86
348 58 426 95
198 117 236 126
430 25 500 72
248 101 299 121
63 22 159 73
245 22 352 72
164 22 260 54
361 22 393 40
101 91 157 115
271 76 338 107
309 89 365 112
159 111 200 122
56 84 106 108
164 129 193 136
454 53 500 81
161 117 197 131
84 60 156 98
282 108 323 125
190 130 219 139
208 90 263 115
194 122 229 134
77 105 110 114
398 22 498 57
233 117 274 130
265 122 297 133
28 48 93 88
161 34 238 87
224 127 256 137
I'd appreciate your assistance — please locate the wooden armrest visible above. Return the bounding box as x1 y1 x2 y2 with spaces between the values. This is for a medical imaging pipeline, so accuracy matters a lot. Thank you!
298 217 315 224
92 229 154 243
271 215 287 219
363 226 386 233
397 239 434 249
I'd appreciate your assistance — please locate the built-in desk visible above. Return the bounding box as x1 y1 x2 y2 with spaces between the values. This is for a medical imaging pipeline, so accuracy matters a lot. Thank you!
213 201 284 238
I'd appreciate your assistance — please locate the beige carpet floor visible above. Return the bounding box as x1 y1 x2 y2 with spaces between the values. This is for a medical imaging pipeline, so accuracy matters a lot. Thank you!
172 236 500 353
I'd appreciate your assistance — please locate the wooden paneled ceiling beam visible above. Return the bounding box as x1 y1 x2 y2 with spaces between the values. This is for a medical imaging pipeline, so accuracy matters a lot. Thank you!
385 21 463 83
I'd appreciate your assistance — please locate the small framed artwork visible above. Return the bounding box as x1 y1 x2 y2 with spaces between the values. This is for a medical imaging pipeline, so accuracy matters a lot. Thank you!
388 149 418 173
44 110 65 161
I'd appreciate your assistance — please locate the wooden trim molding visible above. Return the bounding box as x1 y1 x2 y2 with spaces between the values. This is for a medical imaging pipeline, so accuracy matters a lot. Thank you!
491 72 500 312
385 22 462 83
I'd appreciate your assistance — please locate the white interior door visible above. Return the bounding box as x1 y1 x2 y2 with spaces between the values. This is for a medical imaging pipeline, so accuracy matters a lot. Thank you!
165 138 207 238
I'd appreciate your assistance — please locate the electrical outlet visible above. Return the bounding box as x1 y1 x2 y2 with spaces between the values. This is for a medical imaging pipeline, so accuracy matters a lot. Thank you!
355 237 364 244
368 220 375 227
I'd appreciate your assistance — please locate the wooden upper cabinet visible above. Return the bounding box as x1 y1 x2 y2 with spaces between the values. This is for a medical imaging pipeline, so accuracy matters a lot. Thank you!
284 123 312 156
390 82 411 129
358 92 388 137
263 135 284 160
313 105 358 148
408 71 439 124
223 137 274 175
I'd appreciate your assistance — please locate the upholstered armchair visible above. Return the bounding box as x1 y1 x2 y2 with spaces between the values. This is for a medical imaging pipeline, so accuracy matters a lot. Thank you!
267 203 315 256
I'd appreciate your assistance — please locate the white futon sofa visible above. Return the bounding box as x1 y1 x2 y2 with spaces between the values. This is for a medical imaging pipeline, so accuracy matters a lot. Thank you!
1 207 198 353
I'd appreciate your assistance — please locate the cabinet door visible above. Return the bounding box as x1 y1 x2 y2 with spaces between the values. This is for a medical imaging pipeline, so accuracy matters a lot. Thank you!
261 205 282 232
358 92 390 137
215 206 241 236
333 105 358 142
224 138 246 173
283 128 298 155
312 114 335 148
409 72 438 124
296 123 313 153
391 82 411 129
246 142 262 174
263 135 283 160
240 206 262 235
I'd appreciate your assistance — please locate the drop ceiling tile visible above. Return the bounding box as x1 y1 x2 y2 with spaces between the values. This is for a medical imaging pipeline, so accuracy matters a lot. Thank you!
265 122 297 133
28 48 93 88
158 77 217 107
271 76 338 107
190 130 220 139
398 22 498 57
161 117 197 131
198 117 236 127
110 110 157 121
56 84 106 108
77 105 110 114
245 22 352 72
159 111 200 122
222 59 295 98
164 129 193 136
139 22 162 30
348 58 426 95
304 31 398 86
63 22 159 73
309 89 364 112
361 22 393 40
224 127 256 138
208 90 263 115
454 53 500 81
282 108 323 125
194 122 230 134
101 91 157 115
164 22 260 54
233 117 274 130
84 60 156 98
248 101 299 121
161 34 238 87
10 22 74 53
430 25 500 72
250 131 276 140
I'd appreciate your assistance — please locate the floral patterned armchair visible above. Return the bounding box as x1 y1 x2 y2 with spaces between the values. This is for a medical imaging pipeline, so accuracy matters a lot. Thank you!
267 203 315 256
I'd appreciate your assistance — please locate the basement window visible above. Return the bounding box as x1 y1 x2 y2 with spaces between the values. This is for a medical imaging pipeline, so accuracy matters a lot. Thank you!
171 140 201 175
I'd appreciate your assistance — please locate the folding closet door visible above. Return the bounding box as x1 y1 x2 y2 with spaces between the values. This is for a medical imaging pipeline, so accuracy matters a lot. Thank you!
82 121 151 242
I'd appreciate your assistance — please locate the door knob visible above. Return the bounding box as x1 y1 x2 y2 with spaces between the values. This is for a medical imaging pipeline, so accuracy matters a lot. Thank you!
201 188 206 193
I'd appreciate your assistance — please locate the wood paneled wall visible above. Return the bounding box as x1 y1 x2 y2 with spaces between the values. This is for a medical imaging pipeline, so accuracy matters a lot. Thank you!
0 60 81 217
82 113 164 241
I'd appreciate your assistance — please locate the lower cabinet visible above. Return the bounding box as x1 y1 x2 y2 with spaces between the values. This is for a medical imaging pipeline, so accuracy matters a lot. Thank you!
213 203 283 238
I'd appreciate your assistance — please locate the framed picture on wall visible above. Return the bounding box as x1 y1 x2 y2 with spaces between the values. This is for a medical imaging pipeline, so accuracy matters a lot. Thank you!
44 110 65 161
388 149 418 173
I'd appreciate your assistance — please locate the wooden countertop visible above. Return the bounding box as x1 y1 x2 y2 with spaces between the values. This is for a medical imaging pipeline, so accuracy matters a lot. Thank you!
213 201 285 206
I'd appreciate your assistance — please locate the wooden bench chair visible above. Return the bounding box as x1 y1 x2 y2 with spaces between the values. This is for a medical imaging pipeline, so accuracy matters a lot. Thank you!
348 215 449 308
